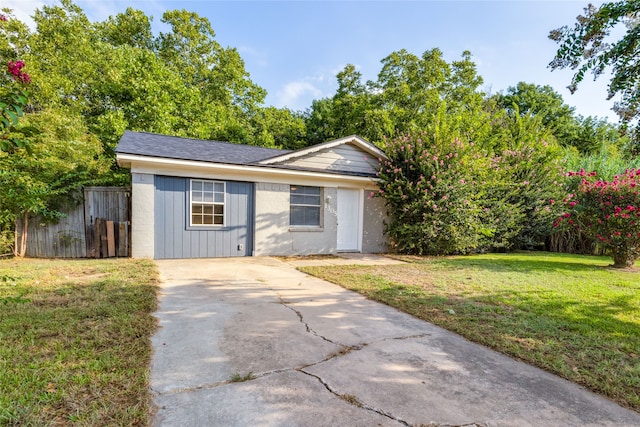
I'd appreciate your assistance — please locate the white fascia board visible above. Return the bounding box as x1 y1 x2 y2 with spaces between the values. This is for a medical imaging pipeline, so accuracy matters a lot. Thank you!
118 154 380 187
258 135 387 165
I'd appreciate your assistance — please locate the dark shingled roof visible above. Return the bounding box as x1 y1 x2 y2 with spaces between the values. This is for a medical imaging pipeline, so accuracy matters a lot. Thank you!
115 130 291 165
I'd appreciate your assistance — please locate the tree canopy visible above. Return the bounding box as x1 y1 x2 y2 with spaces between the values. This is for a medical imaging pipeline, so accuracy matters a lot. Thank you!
549 0 640 145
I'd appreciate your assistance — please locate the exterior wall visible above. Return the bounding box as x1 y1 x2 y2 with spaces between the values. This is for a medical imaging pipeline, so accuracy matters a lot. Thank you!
131 173 155 258
254 182 338 256
362 192 389 253
275 143 379 175
154 176 253 259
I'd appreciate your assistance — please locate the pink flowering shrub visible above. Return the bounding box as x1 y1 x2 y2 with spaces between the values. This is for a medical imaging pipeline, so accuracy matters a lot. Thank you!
7 60 31 84
555 168 640 267
0 13 35 152
376 132 482 255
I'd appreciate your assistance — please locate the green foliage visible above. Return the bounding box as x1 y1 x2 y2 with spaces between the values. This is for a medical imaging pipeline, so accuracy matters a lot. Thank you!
492 82 629 154
556 168 640 267
549 1 640 145
0 109 107 254
377 129 482 255
477 140 565 251
11 0 303 173
376 117 565 255
305 49 489 146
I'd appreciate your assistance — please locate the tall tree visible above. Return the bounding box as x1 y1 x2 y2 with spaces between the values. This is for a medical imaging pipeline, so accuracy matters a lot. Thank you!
549 1 640 145
305 49 490 146
493 82 629 154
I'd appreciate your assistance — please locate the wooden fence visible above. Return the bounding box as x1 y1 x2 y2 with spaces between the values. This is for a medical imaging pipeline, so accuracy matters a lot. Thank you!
18 187 131 258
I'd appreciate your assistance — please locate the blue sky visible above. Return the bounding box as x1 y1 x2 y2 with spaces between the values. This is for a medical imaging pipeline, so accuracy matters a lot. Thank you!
9 1 617 120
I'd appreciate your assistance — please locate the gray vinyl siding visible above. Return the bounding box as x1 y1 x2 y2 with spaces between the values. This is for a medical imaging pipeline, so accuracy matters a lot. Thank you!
275 144 379 175
154 176 253 258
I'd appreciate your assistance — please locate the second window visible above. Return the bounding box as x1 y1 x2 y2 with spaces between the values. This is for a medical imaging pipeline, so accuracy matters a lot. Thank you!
290 185 321 227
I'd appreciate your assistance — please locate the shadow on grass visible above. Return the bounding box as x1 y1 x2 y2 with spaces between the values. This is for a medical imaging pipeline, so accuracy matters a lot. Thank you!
405 252 626 274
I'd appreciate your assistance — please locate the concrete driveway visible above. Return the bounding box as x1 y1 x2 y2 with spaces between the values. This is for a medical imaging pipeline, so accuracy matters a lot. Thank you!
150 256 640 426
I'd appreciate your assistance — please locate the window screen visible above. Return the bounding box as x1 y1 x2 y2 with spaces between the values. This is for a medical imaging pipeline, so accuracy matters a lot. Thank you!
290 185 321 226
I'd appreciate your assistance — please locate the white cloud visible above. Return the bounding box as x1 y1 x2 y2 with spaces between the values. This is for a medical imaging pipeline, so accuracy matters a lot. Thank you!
274 80 323 110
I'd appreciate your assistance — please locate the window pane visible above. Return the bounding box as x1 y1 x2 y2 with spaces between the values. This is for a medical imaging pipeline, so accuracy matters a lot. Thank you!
202 214 214 225
291 194 320 206
308 207 320 225
214 205 223 215
303 194 320 205
192 214 202 225
303 187 320 195
291 185 320 196
291 205 320 226
214 182 224 193
213 215 223 225
192 191 203 202
290 206 305 225
291 194 306 205
192 204 203 214
203 205 213 214
203 181 214 192
203 192 214 203
192 181 202 191
214 192 224 203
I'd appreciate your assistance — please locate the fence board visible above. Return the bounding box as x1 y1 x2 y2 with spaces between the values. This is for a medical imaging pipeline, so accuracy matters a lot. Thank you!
117 223 128 257
107 221 115 257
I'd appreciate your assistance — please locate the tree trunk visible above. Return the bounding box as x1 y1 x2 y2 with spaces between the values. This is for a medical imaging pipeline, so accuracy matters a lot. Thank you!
611 250 635 268
15 212 28 258
13 218 19 257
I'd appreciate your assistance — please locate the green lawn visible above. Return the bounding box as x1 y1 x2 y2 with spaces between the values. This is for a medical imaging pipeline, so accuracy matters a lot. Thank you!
0 258 158 426
300 252 640 412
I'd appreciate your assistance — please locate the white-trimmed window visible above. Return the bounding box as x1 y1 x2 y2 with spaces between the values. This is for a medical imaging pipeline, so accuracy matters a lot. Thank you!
290 185 321 226
190 179 225 226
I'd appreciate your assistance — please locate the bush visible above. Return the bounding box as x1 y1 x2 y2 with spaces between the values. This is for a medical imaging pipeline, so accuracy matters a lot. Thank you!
377 132 481 254
555 168 640 267
376 132 565 255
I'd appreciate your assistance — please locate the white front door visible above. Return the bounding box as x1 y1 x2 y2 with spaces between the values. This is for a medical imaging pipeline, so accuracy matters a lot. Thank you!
337 188 361 252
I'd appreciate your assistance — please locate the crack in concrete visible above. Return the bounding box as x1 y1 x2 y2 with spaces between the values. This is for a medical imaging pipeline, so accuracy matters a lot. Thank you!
153 366 296 397
276 294 348 348
297 369 411 426
178 287 433 425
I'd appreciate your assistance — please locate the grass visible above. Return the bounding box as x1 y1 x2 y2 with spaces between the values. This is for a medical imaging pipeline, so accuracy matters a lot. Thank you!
300 251 640 412
0 258 158 426
230 372 254 383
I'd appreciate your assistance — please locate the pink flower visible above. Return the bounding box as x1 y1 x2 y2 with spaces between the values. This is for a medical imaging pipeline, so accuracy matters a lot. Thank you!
7 60 30 84
0 15 6 22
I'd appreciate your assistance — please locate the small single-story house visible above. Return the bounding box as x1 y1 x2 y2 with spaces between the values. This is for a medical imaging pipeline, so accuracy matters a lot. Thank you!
115 131 388 259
